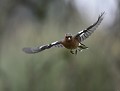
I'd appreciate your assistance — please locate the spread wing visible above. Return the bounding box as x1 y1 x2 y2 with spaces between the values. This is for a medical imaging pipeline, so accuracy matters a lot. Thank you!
23 41 63 54
75 12 105 42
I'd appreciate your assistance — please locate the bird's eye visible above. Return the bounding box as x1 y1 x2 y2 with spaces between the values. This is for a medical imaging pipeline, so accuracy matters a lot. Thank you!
67 37 71 40
66 36 68 38
65 36 72 41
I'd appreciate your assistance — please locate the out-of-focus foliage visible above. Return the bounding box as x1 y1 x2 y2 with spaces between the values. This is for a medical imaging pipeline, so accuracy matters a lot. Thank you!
0 0 120 91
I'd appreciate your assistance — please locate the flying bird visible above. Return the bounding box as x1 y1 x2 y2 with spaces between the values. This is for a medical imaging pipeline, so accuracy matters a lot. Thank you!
23 12 105 54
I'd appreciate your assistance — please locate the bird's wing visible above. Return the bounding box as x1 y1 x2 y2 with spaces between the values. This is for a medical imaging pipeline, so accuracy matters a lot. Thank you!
75 12 105 42
23 41 63 54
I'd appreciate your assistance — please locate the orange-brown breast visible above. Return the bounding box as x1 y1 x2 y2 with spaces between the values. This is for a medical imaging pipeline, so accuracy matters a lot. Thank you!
61 38 79 49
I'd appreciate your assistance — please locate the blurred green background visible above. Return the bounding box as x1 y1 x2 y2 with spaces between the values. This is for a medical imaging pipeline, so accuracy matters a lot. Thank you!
0 0 120 91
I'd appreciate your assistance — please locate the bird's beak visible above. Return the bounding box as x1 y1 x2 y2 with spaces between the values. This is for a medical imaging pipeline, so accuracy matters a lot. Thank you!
68 37 71 40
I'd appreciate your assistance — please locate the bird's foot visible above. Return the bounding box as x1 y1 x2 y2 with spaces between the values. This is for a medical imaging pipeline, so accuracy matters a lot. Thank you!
75 50 77 55
70 50 74 54
79 43 88 49
77 43 88 52
70 50 78 55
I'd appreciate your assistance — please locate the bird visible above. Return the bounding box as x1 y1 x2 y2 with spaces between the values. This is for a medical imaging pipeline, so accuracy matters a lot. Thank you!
23 12 105 55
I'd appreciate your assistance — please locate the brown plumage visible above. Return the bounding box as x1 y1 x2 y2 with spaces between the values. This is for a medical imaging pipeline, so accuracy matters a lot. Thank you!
23 12 105 54
61 34 79 49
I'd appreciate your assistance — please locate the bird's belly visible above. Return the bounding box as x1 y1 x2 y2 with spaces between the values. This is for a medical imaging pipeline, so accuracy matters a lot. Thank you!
63 41 79 49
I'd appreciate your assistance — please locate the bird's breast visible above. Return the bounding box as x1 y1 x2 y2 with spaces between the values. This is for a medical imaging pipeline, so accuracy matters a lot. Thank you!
62 40 79 49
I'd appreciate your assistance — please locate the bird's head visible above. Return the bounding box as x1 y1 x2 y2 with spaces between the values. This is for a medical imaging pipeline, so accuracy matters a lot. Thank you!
65 33 72 41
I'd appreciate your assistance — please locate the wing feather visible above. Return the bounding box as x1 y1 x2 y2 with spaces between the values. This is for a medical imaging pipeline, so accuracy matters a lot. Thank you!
75 12 105 42
23 41 62 54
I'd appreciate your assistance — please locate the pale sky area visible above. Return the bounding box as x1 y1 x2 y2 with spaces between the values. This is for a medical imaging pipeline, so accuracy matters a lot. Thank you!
72 0 118 27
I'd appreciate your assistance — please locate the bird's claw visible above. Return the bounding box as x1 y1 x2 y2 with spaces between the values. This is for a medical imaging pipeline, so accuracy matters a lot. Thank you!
70 50 78 55
79 43 88 49
70 50 74 54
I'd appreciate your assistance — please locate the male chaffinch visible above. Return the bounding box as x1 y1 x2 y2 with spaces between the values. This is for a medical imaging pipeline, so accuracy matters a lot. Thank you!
23 12 105 54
